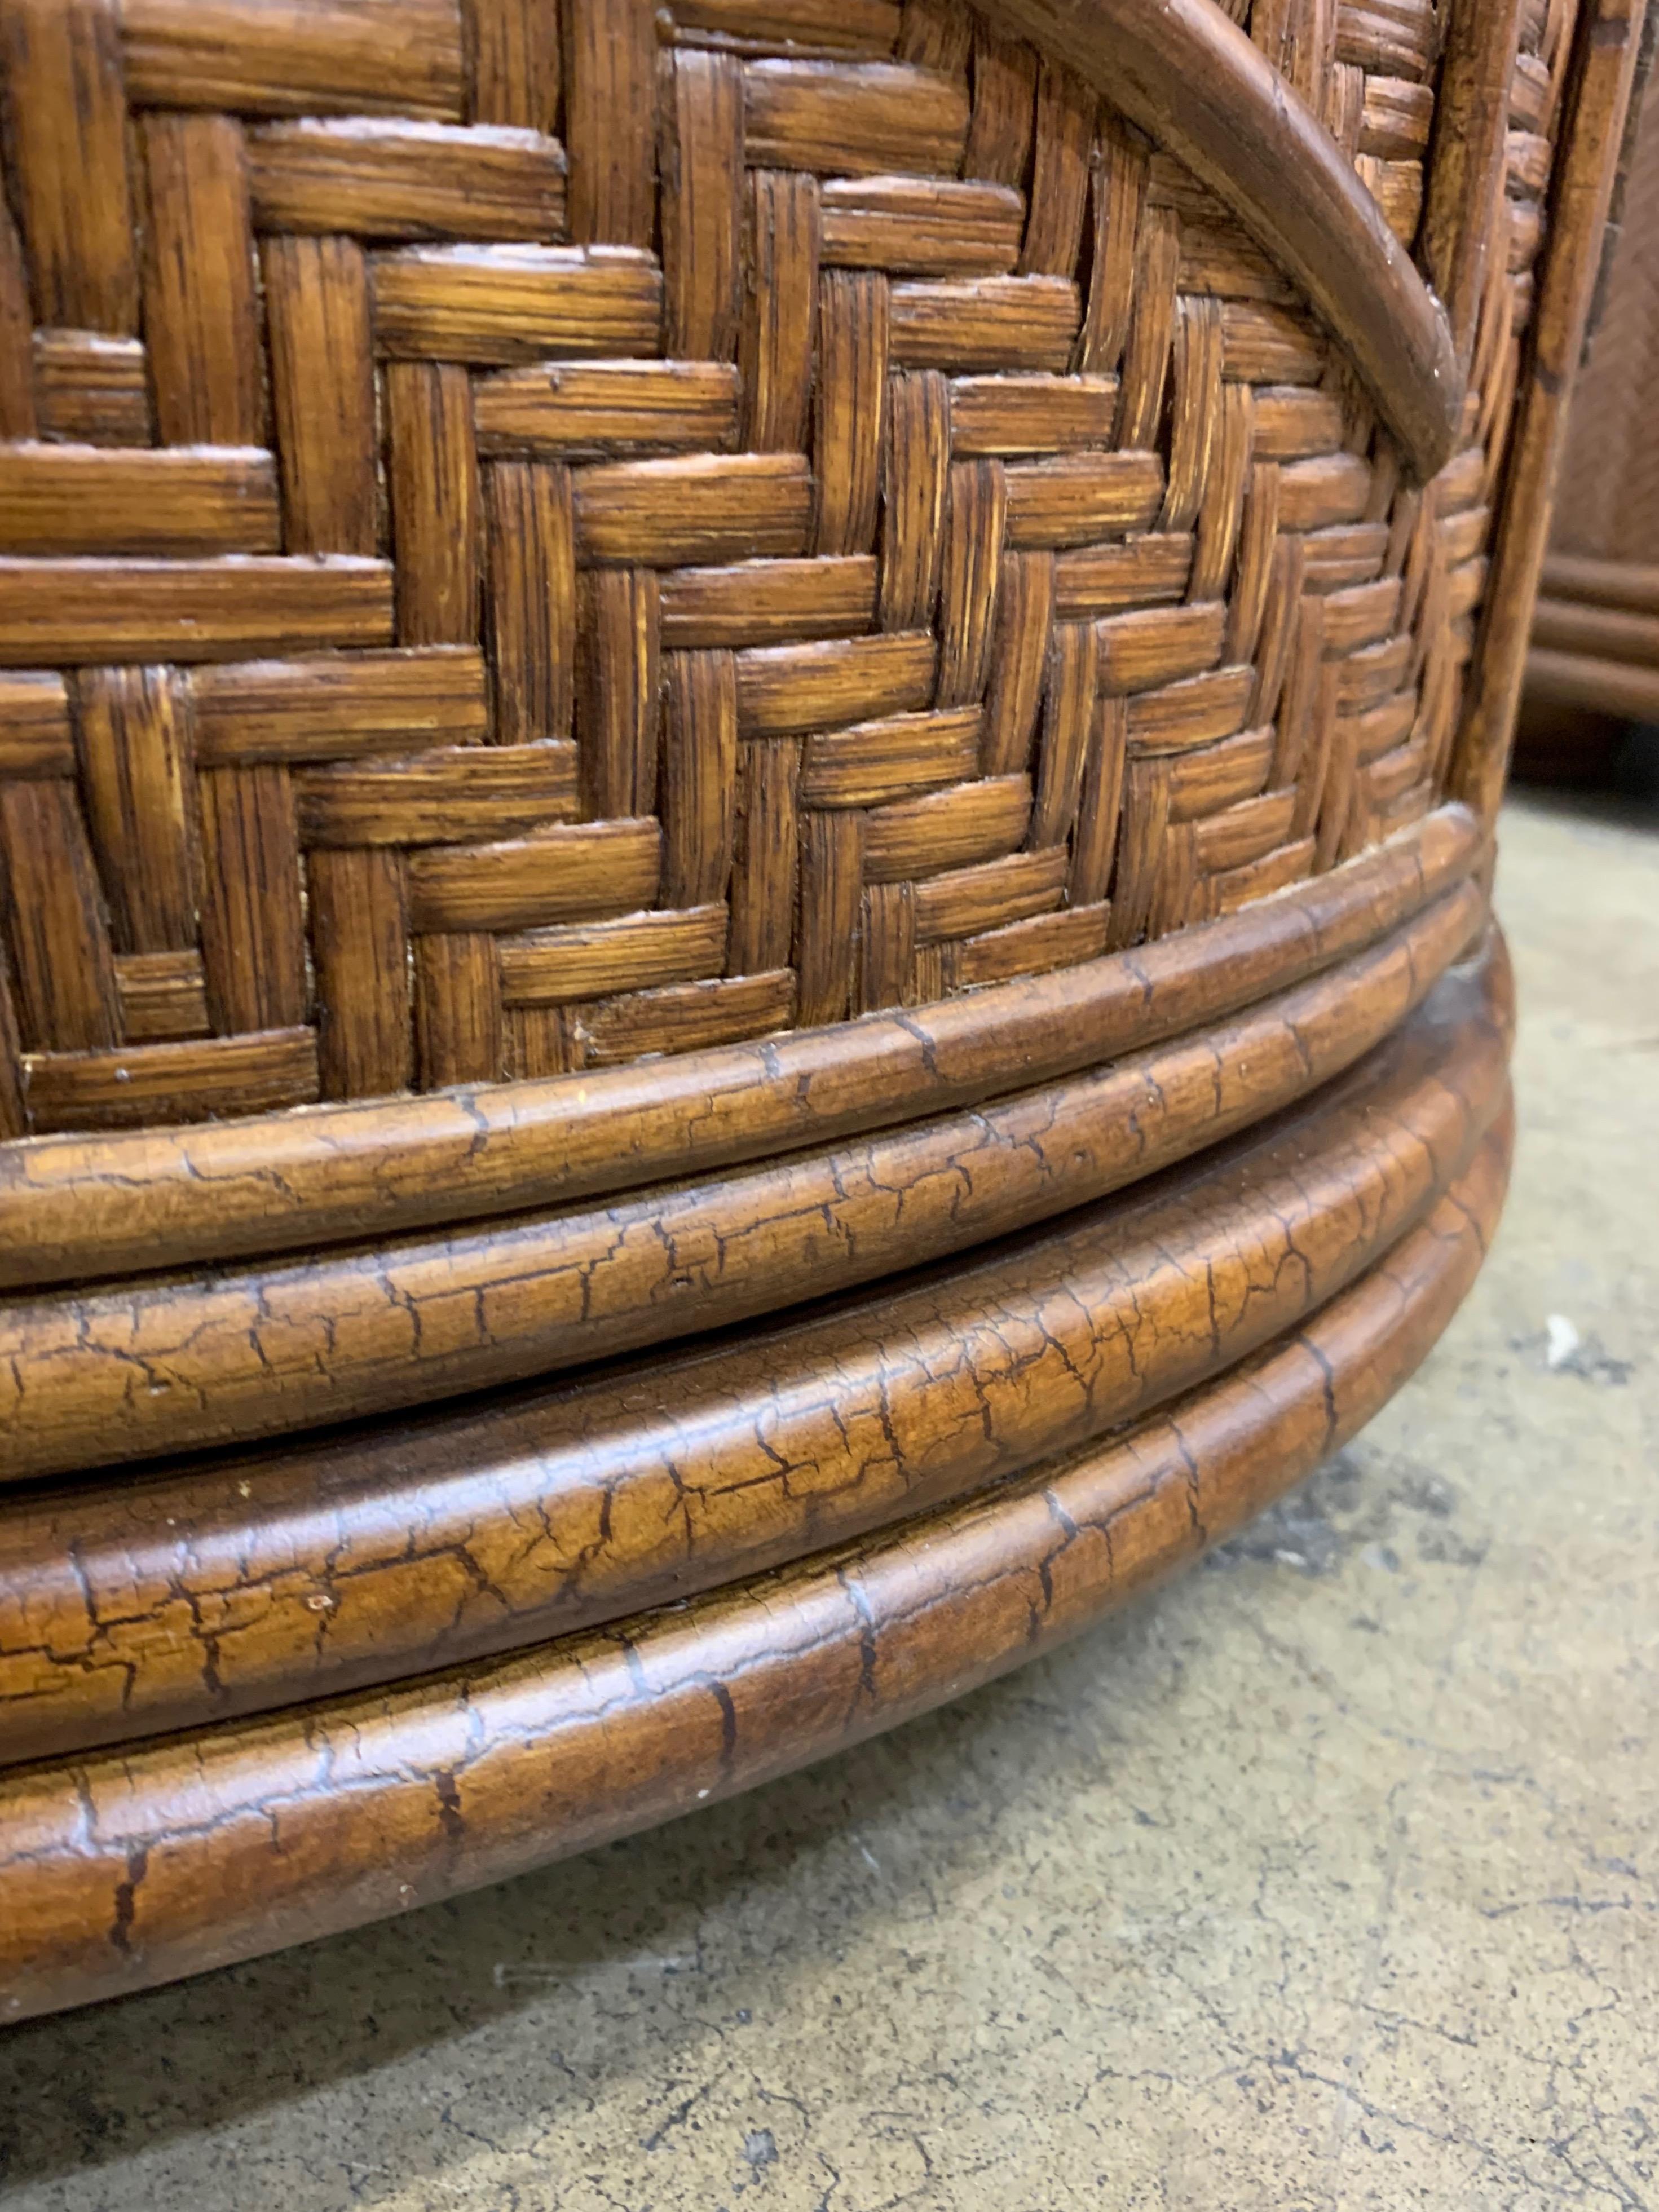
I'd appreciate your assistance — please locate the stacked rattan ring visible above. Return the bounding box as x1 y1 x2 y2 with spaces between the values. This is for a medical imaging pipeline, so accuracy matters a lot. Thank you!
0 0 1639 2019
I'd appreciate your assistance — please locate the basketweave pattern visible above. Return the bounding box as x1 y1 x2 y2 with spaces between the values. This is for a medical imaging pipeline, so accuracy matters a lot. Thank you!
0 0 1571 1136
1550 47 1659 564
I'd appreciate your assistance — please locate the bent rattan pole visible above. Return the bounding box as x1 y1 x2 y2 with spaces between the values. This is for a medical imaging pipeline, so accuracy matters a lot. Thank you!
976 0 1466 476
0 873 1483 1482
0 1100 1511 2025
0 932 1511 1764
0 808 1482 1292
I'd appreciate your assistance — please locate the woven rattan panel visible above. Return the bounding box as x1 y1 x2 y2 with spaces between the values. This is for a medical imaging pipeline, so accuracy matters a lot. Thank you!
0 0 1567 1136
1549 51 1659 563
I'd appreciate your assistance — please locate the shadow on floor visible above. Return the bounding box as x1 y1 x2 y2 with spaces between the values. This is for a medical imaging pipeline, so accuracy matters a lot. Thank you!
0 1592 1161 2201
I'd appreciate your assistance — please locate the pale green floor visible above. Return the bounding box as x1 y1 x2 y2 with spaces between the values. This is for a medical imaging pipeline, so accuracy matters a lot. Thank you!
2 791 1656 2212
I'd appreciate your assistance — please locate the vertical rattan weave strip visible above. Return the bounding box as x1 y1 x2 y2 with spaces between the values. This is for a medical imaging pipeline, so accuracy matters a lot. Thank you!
0 0 1565 1138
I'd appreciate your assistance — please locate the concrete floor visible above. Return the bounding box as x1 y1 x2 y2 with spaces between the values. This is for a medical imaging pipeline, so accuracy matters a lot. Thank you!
1 791 1654 2212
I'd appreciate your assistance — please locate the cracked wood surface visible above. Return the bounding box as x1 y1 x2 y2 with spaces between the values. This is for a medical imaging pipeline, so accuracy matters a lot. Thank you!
0 0 1630 2046
0 934 1510 1765
0 807 1481 1293
0 872 1485 1483
0 1098 1512 2024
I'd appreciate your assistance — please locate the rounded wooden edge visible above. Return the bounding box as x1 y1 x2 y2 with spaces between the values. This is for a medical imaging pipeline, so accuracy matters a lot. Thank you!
1450 0 1649 818
1531 595 1659 669
0 1094 1514 2024
1 874 1488 1484
1525 646 1659 721
1539 551 1659 617
1419 0 1528 364
0 808 1481 1291
0 931 1513 1771
980 0 1465 479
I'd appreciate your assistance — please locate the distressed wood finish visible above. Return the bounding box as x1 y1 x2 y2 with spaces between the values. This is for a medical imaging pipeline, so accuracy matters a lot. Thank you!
0 0 1638 2019
0 938 1510 1765
0 877 1482 1479
0 0 1566 1181
0 805 1481 1289
0 1098 1511 2022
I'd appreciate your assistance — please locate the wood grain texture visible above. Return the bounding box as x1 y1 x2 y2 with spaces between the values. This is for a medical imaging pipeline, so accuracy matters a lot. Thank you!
117 0 465 116
0 3 1603 1914
0 0 1578 1166
979 0 1464 478
139 113 266 445
0 0 1611 2021
0 558 394 664
1419 0 1526 362
0 1084 1512 2019
0 779 118 1049
24 1029 319 1133
0 444 280 556
261 235 378 555
70 667 196 951
247 119 567 241
0 807 1482 1290
0 932 1511 1764
0 0 136 334
0 878 1484 1481
1452 0 1649 816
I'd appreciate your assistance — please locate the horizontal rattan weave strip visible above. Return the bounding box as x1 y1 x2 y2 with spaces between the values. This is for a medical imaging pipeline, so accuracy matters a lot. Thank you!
0 800 1481 1286
0 0 1568 1147
0 869 1482 1481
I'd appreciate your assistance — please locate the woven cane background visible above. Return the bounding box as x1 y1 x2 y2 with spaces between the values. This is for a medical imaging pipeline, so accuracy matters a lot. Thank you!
0 0 1569 1136
1550 51 1659 564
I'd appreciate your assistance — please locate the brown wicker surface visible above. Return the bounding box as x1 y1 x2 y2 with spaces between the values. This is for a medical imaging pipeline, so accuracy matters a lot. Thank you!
1551 41 1659 568
0 0 1563 1140
1521 39 1659 734
0 0 1643 2023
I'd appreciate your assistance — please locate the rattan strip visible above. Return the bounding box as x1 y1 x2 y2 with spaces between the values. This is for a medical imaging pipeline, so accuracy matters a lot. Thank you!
0 1000 1512 2020
1550 56 1659 564
0 0 1570 1137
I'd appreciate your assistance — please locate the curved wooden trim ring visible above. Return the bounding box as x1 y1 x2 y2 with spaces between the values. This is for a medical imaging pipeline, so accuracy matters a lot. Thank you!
0 1096 1512 2024
0 812 1480 1294
978 0 1466 479
1524 644 1659 719
0 932 1511 1766
1539 552 1659 615
0 876 1485 1484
